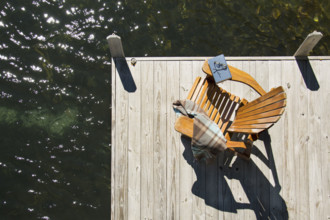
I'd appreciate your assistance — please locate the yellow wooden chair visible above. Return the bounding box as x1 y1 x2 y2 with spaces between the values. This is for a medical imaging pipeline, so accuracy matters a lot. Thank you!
174 61 286 159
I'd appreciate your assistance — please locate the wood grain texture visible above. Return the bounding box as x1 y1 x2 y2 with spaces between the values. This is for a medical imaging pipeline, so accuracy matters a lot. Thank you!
254 60 271 219
127 62 141 220
268 60 285 219
225 61 246 220
205 83 220 220
308 60 323 220
295 58 310 220
153 61 167 220
319 60 330 220
282 60 297 219
111 59 116 220
111 57 330 220
178 60 193 220
242 61 260 220
166 61 180 220
114 59 129 220
191 61 206 220
140 61 154 220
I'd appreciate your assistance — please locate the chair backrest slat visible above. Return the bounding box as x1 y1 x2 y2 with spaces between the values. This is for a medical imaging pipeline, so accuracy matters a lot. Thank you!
210 89 228 121
212 91 230 124
207 87 223 117
196 78 209 105
203 86 218 114
187 77 242 130
220 96 240 133
200 83 215 110
187 77 202 100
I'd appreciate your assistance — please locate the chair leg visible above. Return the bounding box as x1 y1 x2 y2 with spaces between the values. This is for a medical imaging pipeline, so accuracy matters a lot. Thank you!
235 151 251 160
241 138 253 159
227 141 252 160
225 133 254 160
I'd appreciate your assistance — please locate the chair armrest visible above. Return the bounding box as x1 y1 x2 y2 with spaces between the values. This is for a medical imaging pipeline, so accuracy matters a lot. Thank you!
174 116 193 138
202 60 266 96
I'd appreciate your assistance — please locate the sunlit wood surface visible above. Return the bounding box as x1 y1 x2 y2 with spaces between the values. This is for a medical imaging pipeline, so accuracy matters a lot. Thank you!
111 56 330 220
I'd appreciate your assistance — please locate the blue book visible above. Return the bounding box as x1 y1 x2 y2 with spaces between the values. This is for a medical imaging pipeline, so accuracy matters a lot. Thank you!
208 54 232 83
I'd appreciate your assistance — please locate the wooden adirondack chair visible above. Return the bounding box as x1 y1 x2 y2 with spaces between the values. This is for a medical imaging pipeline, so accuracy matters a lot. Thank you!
174 61 286 159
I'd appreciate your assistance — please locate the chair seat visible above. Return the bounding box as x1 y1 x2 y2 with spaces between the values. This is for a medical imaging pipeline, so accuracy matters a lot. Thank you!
174 115 250 159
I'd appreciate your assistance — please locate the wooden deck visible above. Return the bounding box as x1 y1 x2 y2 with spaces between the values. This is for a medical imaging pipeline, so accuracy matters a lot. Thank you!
111 56 330 220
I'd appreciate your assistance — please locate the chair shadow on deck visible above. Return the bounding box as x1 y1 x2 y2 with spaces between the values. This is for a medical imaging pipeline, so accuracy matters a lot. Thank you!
181 131 288 220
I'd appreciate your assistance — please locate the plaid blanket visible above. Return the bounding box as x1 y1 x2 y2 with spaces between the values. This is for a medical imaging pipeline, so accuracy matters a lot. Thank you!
173 100 227 162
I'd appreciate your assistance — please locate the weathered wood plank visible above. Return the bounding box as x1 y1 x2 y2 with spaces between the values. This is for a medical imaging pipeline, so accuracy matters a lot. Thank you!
268 60 286 219
153 61 167 220
217 152 226 220
220 64 234 220
166 61 181 220
202 59 220 219
319 60 330 219
225 61 245 220
282 60 297 219
191 60 206 220
179 60 194 220
308 60 323 220
140 61 154 220
240 60 259 220
295 58 310 220
111 60 116 220
127 62 141 220
254 60 270 219
114 60 129 220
